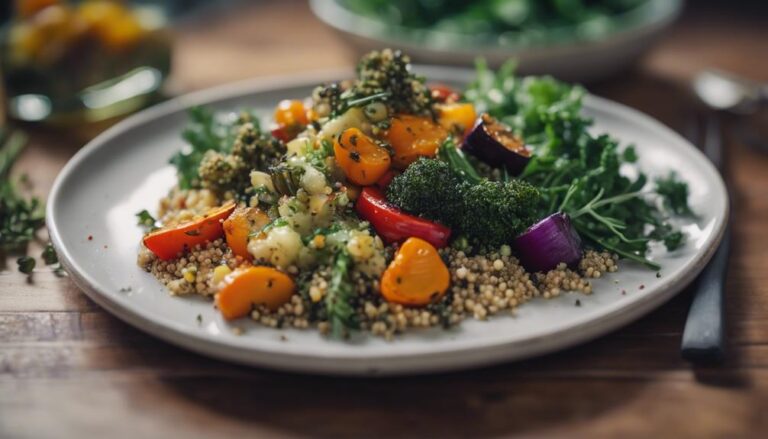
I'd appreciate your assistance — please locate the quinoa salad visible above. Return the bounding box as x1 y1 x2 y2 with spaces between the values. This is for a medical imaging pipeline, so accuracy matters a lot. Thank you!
136 49 692 339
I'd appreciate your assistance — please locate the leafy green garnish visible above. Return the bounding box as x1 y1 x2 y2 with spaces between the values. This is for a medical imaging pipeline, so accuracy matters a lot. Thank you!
437 137 483 184
656 172 694 216
464 61 692 268
304 139 335 176
325 250 358 338
135 209 159 231
170 107 260 189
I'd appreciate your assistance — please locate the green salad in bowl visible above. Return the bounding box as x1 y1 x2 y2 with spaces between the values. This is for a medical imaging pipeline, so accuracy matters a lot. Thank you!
310 0 683 81
339 0 653 45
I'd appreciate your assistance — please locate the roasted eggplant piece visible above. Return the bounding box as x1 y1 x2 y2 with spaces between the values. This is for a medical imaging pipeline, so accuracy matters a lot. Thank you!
462 113 531 175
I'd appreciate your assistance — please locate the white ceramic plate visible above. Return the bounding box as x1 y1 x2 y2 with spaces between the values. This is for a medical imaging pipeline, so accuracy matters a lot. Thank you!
47 67 728 376
310 0 683 82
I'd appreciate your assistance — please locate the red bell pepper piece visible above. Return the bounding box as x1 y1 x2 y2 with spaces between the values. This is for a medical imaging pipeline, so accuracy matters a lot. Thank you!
355 187 451 248
428 83 460 104
271 125 302 143
375 169 399 190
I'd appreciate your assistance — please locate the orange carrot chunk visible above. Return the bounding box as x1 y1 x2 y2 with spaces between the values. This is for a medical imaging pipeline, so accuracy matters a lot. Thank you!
223 206 270 260
385 115 449 169
216 266 296 319
334 127 391 185
380 237 450 306
143 202 236 261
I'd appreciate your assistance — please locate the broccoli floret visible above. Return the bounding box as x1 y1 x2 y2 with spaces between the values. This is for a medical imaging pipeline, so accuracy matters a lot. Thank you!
386 158 541 247
312 49 434 118
355 49 433 116
386 158 464 223
198 122 286 195
197 150 244 192
459 180 541 247
231 122 285 171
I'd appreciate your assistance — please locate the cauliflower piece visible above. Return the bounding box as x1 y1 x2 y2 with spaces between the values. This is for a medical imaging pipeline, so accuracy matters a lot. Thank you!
247 225 303 269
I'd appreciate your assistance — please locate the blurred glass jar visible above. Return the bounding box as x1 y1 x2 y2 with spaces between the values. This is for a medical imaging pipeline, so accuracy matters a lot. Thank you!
1 0 172 126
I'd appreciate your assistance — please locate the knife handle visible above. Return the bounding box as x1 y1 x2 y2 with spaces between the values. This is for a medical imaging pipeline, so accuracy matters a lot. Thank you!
681 225 731 363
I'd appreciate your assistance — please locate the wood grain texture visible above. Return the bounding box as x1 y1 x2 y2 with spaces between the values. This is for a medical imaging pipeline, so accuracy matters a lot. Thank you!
2 1 768 437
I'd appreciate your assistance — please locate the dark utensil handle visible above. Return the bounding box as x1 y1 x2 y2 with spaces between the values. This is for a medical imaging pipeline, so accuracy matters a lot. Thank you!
681 225 730 363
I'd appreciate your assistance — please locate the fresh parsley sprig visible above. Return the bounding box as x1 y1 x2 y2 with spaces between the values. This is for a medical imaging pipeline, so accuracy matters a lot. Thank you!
1 129 45 253
325 249 358 338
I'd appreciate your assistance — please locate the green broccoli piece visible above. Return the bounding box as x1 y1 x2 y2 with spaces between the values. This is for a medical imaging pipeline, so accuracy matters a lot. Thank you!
459 179 541 247
385 158 464 222
355 49 433 116
198 122 286 195
386 158 541 246
231 122 285 171
313 49 434 118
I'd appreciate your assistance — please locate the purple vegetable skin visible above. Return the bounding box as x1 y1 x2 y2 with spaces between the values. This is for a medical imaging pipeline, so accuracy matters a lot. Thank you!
514 212 583 273
462 114 531 175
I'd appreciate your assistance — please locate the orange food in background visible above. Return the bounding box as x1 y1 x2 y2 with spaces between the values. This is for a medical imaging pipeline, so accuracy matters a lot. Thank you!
385 115 448 169
216 266 296 319
380 237 450 306
10 0 149 63
78 0 144 51
334 127 391 185
274 99 310 127
143 202 236 261
223 206 270 260
15 0 60 18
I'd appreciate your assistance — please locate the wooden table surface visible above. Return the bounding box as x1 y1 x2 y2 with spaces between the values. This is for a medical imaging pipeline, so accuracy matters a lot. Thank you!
3 1 768 437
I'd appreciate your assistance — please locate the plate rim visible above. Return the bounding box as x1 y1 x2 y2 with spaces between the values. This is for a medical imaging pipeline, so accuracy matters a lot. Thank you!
46 67 729 375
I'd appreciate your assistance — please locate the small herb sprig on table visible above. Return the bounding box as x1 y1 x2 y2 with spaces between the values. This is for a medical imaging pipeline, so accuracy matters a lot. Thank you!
0 129 43 254
0 128 62 275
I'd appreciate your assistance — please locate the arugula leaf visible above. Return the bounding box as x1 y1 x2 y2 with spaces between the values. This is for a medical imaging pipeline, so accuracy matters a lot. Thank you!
655 172 694 216
464 62 693 268
170 107 260 189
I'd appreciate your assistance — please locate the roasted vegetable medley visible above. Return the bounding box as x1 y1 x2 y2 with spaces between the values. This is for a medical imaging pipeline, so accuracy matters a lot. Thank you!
137 49 691 338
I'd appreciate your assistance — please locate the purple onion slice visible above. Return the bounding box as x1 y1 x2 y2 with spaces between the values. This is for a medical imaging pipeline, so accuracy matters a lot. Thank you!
514 212 583 273
461 113 531 175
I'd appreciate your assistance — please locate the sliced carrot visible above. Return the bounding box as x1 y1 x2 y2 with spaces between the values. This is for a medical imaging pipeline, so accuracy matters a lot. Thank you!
437 103 477 137
380 237 450 306
143 202 235 261
216 266 296 319
223 206 270 260
385 115 448 169
334 127 391 185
